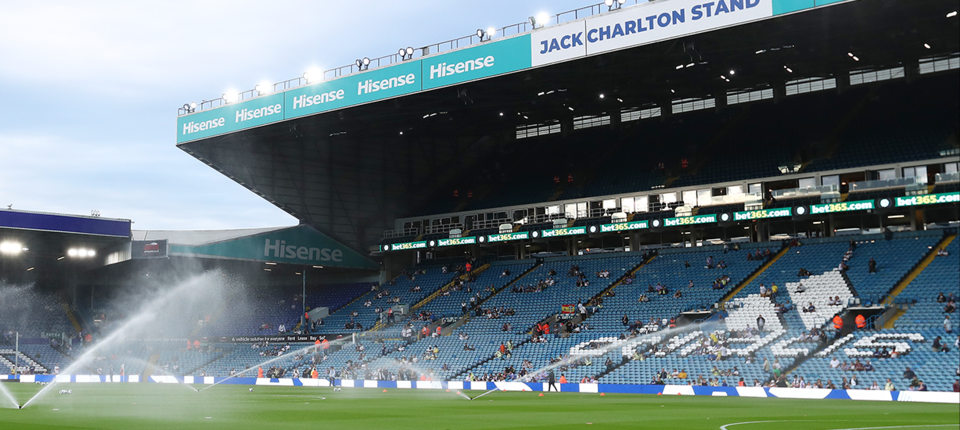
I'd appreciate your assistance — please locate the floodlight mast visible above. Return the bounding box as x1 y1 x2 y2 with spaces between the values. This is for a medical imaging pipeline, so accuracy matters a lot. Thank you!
14 331 19 379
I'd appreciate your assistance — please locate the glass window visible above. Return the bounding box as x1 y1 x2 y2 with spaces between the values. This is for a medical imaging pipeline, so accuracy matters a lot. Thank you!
727 186 743 195
903 166 927 182
682 190 698 207
602 199 617 210
877 169 896 181
821 175 840 188
945 162 959 174
565 204 577 219
697 189 712 204
799 178 816 189
577 202 588 218
622 197 635 213
660 192 677 204
635 196 648 213
546 205 560 215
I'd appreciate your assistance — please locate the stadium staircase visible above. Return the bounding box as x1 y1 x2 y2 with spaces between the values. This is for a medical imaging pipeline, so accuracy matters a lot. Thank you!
142 354 161 380
369 264 493 333
445 262 542 335
556 255 656 335
878 234 955 329
58 291 83 333
882 234 955 306
719 246 790 309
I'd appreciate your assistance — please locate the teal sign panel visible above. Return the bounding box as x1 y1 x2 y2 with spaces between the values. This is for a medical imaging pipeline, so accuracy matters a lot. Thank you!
420 35 532 90
169 225 377 270
176 93 284 144
284 61 422 119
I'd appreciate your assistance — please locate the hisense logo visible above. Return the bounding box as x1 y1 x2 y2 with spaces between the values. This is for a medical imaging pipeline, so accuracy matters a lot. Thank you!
264 239 343 262
182 117 225 135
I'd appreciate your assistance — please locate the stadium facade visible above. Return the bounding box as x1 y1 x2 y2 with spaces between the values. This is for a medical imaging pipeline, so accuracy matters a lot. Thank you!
2 0 958 401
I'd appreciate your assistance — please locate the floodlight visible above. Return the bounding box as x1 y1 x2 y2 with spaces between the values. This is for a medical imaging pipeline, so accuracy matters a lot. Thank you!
223 91 237 103
362 57 370 66
398 47 406 57
477 29 485 39
599 94 605 99
190 102 197 110
68 249 78 257
537 13 549 27
487 27 496 38
923 43 931 49
256 82 272 95
729 70 735 75
355 59 363 68
405 47 414 56
0 242 23 255
947 11 957 18
605 0 613 6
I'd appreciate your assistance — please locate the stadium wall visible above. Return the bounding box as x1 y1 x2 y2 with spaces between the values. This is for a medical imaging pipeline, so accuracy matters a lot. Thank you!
6 374 956 404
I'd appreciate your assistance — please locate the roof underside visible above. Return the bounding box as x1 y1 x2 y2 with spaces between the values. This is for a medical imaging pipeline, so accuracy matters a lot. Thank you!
177 0 960 252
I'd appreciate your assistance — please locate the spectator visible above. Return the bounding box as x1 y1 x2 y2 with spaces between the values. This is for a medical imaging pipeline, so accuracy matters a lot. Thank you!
885 378 895 391
945 316 952 334
902 367 916 380
757 314 766 332
933 336 950 353
868 257 877 273
945 301 957 314
797 267 812 277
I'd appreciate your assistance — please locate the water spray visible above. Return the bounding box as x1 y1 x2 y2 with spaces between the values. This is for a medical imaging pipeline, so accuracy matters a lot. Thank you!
20 271 226 409
197 335 358 393
467 327 684 400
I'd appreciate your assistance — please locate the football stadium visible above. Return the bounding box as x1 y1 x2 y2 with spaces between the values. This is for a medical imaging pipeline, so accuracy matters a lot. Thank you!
2 0 959 428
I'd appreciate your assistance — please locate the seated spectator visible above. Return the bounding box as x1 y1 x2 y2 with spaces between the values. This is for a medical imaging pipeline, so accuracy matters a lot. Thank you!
937 247 950 257
717 260 727 269
684 261 691 268
864 360 874 372
803 302 816 313
945 301 957 314
797 267 811 277
796 283 806 294
868 257 877 273
937 292 947 303
933 336 951 353
673 290 682 299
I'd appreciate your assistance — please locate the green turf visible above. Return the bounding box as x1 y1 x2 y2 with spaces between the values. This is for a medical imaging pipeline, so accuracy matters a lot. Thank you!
0 383 957 429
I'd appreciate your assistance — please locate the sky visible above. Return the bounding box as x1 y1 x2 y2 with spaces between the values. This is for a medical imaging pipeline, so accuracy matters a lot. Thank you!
0 0 596 231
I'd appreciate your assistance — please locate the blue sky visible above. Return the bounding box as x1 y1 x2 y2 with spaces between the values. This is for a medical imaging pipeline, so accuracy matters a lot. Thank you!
0 0 595 230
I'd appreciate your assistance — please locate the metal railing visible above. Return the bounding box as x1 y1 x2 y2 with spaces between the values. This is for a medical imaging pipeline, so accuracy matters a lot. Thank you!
772 183 838 199
177 0 653 116
425 223 464 235
382 228 419 239
936 172 960 183
849 176 920 192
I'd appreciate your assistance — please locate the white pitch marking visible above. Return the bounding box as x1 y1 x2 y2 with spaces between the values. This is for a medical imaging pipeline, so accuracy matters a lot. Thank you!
720 422 957 430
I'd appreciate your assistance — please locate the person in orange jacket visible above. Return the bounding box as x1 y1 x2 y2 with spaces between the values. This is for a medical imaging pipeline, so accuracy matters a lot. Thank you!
559 374 568 384
257 366 263 378
855 314 866 329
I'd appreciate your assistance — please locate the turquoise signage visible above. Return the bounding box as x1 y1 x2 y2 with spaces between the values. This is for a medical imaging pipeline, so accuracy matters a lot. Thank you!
437 237 477 247
663 214 717 227
539 226 586 238
176 93 284 143
809 200 874 215
382 241 427 252
169 225 377 270
600 220 649 233
895 192 960 207
285 61 422 120
484 232 529 243
733 208 792 221
420 35 532 90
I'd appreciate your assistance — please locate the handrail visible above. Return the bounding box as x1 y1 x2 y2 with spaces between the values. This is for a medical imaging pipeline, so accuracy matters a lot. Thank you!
177 1 650 115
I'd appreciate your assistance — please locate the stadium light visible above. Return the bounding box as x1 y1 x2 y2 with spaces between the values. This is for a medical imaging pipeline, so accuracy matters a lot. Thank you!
304 67 324 83
255 82 272 95
0 241 23 255
604 0 626 10
530 13 549 28
923 43 931 49
947 11 957 18
67 248 96 259
729 70 735 75
599 94 605 99
398 47 414 60
356 57 371 70
222 91 238 104
847 52 859 61
784 65 793 73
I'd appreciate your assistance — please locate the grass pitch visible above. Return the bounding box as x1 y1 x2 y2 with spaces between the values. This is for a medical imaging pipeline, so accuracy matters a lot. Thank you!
0 383 957 429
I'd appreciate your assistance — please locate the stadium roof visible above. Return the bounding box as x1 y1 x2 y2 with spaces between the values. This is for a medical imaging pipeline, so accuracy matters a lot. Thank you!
176 0 960 253
132 226 288 247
